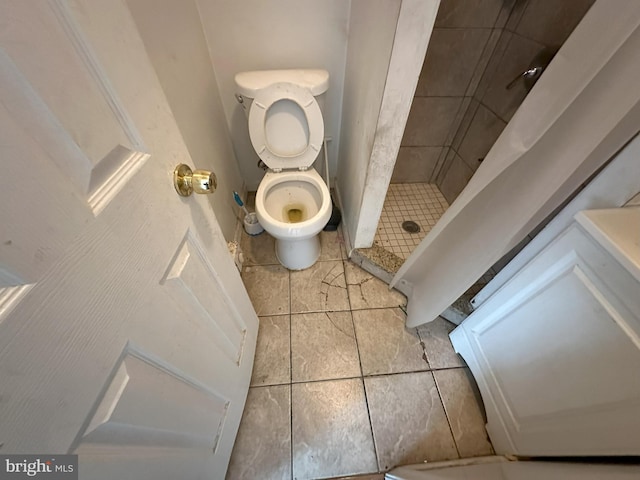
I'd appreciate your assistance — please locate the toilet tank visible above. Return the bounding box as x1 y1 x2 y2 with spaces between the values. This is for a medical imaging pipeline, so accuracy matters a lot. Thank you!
234 69 329 117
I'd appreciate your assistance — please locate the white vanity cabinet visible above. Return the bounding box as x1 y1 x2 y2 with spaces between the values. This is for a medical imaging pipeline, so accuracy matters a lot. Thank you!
451 207 640 456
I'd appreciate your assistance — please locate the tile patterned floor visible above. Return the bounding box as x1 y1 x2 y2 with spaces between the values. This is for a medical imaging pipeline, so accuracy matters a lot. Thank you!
374 183 449 260
371 182 495 300
227 227 493 480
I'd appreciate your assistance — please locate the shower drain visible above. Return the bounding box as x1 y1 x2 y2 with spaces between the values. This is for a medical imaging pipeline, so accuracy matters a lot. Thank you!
401 220 421 234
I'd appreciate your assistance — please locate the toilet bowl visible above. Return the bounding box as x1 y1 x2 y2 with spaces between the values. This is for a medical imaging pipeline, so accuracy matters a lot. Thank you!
256 169 331 270
235 69 332 270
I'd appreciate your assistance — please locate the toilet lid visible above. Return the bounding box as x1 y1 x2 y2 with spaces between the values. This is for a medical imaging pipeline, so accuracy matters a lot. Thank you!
248 82 324 170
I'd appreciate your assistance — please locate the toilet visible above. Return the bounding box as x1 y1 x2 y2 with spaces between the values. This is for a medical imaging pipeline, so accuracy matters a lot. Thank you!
235 69 332 270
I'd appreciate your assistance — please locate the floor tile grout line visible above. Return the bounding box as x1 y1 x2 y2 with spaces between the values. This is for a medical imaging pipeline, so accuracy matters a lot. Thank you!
344 259 381 474
254 375 468 396
359 376 381 476
432 370 462 460
287 304 410 316
246 255 345 268
244 261 281 267
415 328 432 370
288 381 293 480
363 365 468 377
342 259 380 472
250 365 469 388
257 311 294 318
242 222 479 478
288 268 294 480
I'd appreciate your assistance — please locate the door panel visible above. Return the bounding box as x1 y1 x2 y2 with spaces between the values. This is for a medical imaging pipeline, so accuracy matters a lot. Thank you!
160 230 247 364
0 1 257 477
74 345 229 454
0 57 94 284
451 225 640 455
0 1 147 197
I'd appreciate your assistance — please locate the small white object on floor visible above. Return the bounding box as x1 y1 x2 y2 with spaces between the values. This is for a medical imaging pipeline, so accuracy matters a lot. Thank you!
244 212 264 236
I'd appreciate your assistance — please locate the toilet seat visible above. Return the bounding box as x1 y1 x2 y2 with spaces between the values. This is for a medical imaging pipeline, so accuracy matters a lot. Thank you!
248 82 324 171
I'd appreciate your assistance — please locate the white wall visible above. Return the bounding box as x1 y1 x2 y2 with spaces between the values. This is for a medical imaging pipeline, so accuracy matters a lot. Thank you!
126 0 243 241
337 0 439 250
124 0 433 249
196 0 350 190
337 0 401 250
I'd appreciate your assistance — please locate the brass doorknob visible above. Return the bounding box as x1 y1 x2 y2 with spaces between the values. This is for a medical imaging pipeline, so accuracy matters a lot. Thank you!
173 164 217 197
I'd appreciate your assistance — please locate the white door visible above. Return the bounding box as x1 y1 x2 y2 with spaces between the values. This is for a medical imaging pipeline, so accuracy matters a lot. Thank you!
0 1 257 478
450 213 640 456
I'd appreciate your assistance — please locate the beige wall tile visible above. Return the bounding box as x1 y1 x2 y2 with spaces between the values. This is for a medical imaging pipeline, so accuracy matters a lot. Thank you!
474 30 512 102
505 0 530 32
515 0 595 46
435 147 457 185
494 0 519 29
391 146 442 183
451 98 480 151
431 146 452 183
458 103 506 171
465 29 502 96
435 0 503 28
444 96 472 147
438 151 475 204
416 28 491 97
480 33 545 122
402 97 463 146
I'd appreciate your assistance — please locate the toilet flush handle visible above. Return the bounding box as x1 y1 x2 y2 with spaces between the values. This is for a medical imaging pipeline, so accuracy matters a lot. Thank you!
173 164 217 197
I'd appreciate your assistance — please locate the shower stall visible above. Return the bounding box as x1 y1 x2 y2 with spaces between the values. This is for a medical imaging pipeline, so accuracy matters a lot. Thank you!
363 0 596 286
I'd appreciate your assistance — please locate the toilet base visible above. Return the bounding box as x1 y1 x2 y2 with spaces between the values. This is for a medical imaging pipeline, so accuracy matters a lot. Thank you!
275 235 321 270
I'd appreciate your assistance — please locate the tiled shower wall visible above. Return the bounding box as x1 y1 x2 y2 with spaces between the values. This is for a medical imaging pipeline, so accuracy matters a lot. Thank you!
392 0 513 186
393 0 595 204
